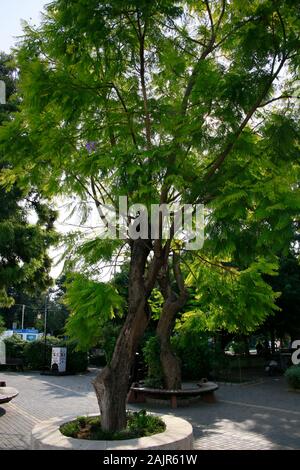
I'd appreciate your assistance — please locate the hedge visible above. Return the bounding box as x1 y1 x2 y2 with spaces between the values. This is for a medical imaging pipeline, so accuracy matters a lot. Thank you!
171 331 228 380
285 365 300 390
142 336 164 388
3 335 26 360
4 335 88 373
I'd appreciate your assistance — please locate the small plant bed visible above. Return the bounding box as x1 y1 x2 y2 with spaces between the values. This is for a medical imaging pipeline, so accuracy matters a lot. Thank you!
60 410 165 441
0 386 19 404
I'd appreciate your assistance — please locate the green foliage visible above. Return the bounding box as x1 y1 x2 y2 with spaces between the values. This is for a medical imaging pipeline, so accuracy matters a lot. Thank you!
60 410 165 441
78 239 123 265
182 257 280 335
3 334 87 373
23 337 88 373
0 315 5 335
65 342 89 373
148 289 164 321
127 409 165 438
64 273 124 351
97 323 122 364
0 52 17 123
1 1 298 243
142 336 163 388
285 366 300 390
263 255 300 339
0 278 69 335
0 0 300 429
23 336 60 370
172 331 227 380
0 52 58 307
4 334 26 360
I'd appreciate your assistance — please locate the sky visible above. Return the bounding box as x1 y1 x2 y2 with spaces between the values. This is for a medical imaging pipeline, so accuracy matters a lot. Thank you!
0 0 47 53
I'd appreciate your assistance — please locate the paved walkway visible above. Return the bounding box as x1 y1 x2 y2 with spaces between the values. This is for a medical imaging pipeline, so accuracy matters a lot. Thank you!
0 369 299 450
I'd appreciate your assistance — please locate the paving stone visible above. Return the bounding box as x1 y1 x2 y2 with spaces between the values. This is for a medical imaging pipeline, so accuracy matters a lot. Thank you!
0 371 299 450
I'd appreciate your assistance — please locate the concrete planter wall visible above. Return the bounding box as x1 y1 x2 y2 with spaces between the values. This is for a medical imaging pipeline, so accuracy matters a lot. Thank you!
31 414 193 450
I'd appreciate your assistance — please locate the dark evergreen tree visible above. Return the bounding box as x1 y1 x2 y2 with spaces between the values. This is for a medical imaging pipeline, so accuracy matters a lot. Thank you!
0 52 58 307
262 254 300 344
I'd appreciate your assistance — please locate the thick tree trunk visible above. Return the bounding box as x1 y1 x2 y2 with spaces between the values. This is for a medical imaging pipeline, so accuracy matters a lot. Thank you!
160 347 182 390
156 255 188 390
92 240 152 432
157 303 182 389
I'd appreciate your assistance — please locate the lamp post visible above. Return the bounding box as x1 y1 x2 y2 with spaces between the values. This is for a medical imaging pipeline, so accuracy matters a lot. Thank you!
21 305 25 330
43 293 48 370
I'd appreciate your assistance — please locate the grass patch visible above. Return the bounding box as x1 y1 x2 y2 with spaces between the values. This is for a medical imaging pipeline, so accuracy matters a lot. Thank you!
60 410 166 440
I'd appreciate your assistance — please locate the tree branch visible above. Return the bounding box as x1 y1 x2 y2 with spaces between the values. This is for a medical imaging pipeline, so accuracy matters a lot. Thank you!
191 252 239 274
258 94 298 108
111 83 138 148
204 53 288 180
137 14 152 149
90 176 111 230
172 252 187 297
215 0 226 31
204 0 214 36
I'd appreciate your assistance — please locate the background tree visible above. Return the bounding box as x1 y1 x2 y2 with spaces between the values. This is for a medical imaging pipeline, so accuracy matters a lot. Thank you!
1 1 299 432
0 277 69 336
0 52 58 308
0 315 5 335
259 253 300 348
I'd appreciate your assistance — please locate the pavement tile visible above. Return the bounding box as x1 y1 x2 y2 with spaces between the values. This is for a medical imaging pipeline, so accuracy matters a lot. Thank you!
0 370 299 450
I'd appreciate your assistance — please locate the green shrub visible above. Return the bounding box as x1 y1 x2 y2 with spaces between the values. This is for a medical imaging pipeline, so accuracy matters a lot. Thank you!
23 336 61 370
142 336 163 388
66 342 88 373
4 335 26 361
142 332 227 385
127 409 165 437
23 337 88 373
60 410 165 441
99 324 121 364
172 331 227 380
0 316 5 336
86 324 122 367
285 365 300 389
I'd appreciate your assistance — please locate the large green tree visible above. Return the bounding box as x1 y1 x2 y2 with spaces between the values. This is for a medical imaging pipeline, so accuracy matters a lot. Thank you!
0 52 57 307
0 1 299 432
260 252 300 345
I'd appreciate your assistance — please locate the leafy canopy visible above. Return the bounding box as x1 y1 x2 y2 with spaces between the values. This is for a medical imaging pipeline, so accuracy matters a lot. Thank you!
0 52 58 307
0 1 299 334
64 273 123 350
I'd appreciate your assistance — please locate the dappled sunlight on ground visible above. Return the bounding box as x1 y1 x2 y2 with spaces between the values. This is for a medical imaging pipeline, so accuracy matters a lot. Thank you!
0 371 299 450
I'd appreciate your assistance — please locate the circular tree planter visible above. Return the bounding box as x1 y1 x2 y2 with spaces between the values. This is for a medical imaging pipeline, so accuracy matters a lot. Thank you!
31 413 193 450
0 386 19 404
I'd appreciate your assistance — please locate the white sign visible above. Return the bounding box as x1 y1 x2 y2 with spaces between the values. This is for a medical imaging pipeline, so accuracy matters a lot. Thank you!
291 340 300 365
51 347 67 373
0 80 6 104
0 340 6 364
